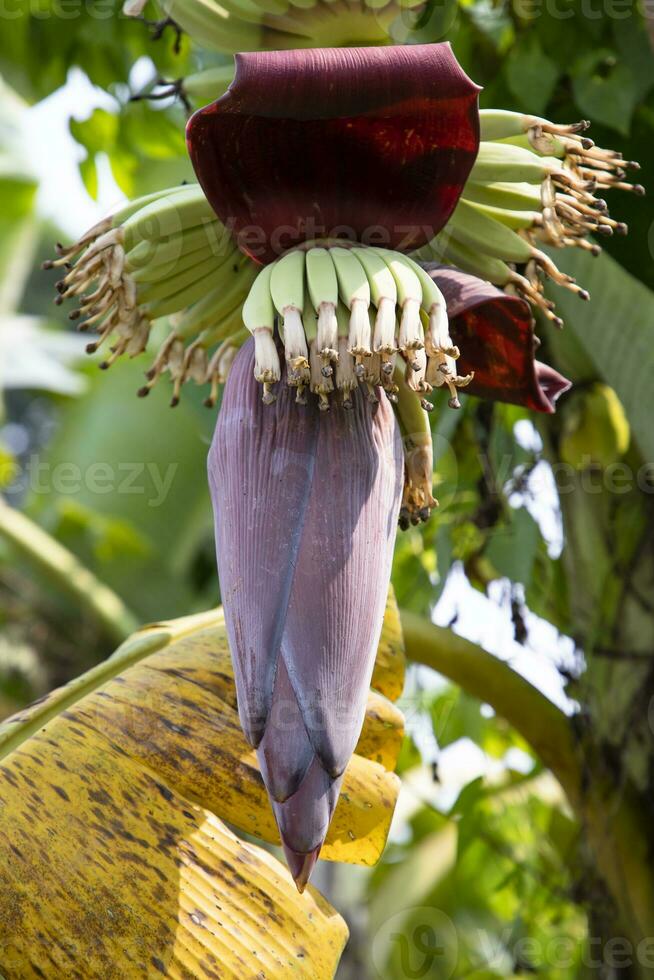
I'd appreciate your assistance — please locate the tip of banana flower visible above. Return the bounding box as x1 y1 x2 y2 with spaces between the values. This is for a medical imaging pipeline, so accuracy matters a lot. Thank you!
534 361 572 408
282 843 323 893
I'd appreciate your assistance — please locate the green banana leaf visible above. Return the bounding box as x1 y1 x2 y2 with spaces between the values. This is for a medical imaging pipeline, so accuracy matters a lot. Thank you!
552 249 654 463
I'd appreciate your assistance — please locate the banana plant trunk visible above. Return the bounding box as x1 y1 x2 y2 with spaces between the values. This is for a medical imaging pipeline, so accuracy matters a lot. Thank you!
542 395 654 980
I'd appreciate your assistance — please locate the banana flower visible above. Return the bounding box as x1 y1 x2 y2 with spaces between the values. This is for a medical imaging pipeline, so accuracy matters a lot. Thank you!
191 44 570 889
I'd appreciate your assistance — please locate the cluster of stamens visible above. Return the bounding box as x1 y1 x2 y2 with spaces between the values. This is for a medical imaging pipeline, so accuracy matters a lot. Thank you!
247 245 473 416
45 224 153 365
515 122 642 325
399 436 439 530
43 215 251 408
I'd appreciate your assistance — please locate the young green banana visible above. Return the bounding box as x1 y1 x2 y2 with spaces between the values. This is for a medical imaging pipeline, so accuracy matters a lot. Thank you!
305 293 334 410
242 263 280 400
134 251 234 308
125 223 230 280
402 256 454 358
306 246 339 370
479 108 590 143
461 180 543 213
334 300 358 406
330 246 371 374
469 141 557 186
378 249 425 365
121 186 217 252
270 248 310 392
351 246 397 370
173 257 256 337
464 199 541 231
132 247 233 313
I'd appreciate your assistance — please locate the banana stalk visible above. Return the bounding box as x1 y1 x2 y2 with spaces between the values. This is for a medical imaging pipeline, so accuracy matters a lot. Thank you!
128 0 418 55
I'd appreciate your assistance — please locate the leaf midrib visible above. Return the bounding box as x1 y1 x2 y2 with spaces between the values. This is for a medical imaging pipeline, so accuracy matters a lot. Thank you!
0 608 225 763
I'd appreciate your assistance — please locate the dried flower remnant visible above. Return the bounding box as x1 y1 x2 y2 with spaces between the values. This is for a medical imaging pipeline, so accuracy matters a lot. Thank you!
43 186 255 406
419 110 642 326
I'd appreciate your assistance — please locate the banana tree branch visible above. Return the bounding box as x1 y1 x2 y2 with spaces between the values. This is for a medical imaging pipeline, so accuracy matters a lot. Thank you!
0 498 138 644
401 610 654 949
400 609 582 804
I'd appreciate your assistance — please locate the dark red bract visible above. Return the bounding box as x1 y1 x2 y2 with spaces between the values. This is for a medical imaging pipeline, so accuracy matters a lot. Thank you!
426 264 571 413
187 44 480 263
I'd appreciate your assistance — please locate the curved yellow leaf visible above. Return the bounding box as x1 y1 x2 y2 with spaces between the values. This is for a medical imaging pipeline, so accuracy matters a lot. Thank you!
0 606 403 870
0 606 389 976
0 731 347 978
355 690 405 771
371 585 406 702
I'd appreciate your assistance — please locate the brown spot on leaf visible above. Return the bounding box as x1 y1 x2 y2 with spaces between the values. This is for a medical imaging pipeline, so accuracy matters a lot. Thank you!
0 767 18 788
88 788 113 807
154 782 174 803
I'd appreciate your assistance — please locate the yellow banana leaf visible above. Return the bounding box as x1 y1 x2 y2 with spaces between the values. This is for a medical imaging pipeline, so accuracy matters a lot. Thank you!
0 600 406 977
355 689 404 770
1 607 403 863
0 732 347 977
371 586 406 702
